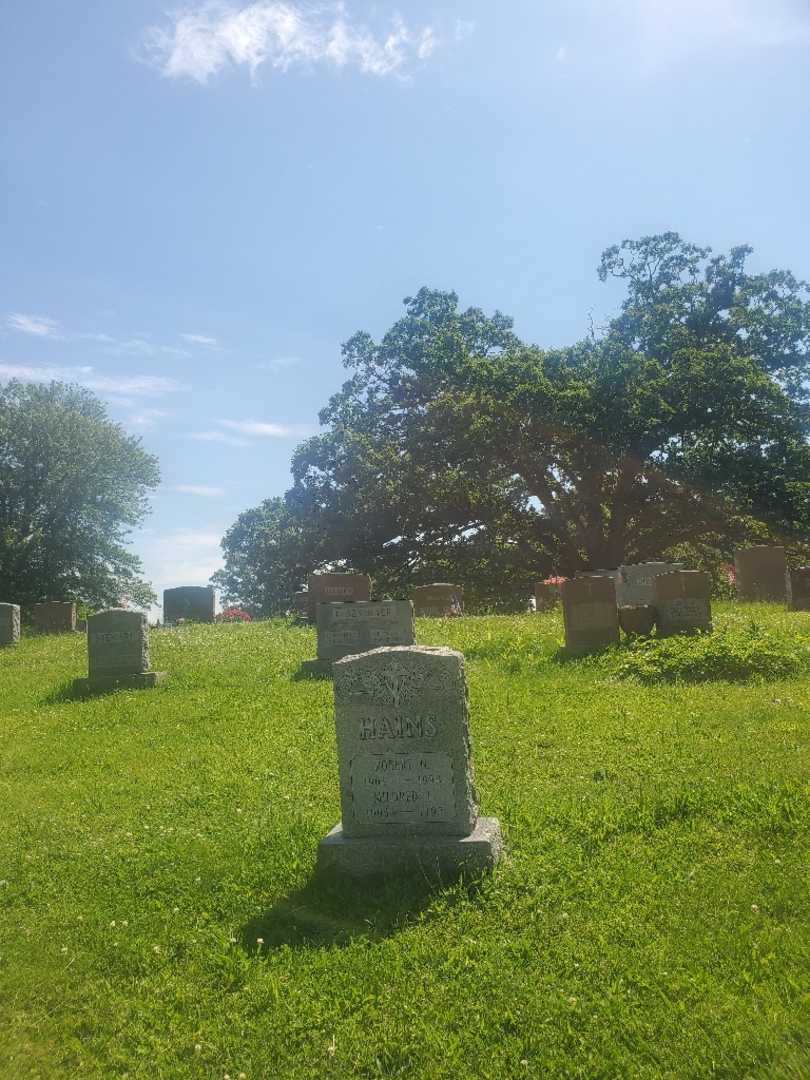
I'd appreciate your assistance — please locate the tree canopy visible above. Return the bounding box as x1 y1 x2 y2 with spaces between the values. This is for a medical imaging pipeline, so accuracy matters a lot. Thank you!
0 380 160 611
216 234 810 613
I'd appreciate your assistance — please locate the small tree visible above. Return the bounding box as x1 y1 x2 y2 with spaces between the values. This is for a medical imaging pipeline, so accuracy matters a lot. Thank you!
0 380 160 610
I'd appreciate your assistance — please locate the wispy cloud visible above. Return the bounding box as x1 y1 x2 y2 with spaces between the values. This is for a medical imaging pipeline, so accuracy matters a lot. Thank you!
140 2 440 84
0 363 180 397
219 417 309 437
104 338 192 359
256 354 301 370
604 0 810 70
180 332 219 347
171 484 226 496
128 407 170 428
5 313 62 338
188 430 251 447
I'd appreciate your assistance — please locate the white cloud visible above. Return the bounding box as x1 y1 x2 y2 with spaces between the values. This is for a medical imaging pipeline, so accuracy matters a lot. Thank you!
180 332 219 347
606 0 810 70
256 354 302 370
171 484 226 496
188 430 251 447
103 338 192 359
0 363 180 397
140 2 440 84
128 407 170 428
5 313 62 338
556 44 567 62
218 417 308 437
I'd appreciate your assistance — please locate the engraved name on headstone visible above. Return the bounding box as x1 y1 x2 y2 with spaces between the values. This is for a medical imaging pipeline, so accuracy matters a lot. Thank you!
561 575 619 652
653 571 712 635
316 600 415 663
317 646 502 877
734 547 787 602
163 586 216 624
0 603 20 646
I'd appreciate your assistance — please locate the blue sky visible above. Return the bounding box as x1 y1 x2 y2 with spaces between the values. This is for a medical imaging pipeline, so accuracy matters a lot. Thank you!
2 0 810 613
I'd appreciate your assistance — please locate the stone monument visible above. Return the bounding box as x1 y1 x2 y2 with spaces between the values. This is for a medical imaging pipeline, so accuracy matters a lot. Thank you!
618 605 655 637
411 584 464 617
306 573 372 621
534 582 557 611
653 571 712 635
317 645 502 878
561 575 619 652
163 586 215 624
734 546 787 602
788 567 810 612
302 600 415 674
0 603 20 646
616 561 682 606
74 609 166 693
32 601 76 634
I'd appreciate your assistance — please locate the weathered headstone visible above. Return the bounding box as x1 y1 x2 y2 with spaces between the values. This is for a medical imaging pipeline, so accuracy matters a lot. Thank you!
32 601 76 634
561 575 619 652
734 546 787 602
616 562 682 606
74 609 166 693
0 603 20 646
163 586 215 624
534 582 557 611
302 600 415 673
653 571 712 635
317 645 502 878
788 567 810 612
618 605 656 637
292 590 309 620
306 573 372 621
411 584 464 617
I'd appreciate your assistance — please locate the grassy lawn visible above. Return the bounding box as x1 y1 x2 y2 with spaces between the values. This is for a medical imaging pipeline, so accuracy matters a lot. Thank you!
1 604 809 1079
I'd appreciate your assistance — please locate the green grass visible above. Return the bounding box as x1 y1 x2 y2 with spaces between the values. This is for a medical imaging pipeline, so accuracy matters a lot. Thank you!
1 603 809 1079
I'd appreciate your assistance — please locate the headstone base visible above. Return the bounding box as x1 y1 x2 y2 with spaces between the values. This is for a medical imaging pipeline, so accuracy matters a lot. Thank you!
73 672 167 694
299 659 333 676
316 817 503 880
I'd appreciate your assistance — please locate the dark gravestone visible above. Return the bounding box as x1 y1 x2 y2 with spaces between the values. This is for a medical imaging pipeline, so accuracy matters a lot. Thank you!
411 584 464 617
317 646 502 878
306 573 372 622
74 609 166 693
788 567 810 611
534 582 557 611
561 575 619 653
653 571 712 635
163 586 215 624
734 547 787 602
32 601 76 634
618 605 656 637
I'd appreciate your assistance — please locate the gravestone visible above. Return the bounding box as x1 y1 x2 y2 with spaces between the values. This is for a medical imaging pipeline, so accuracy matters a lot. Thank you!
292 590 309 620
561 575 619 652
32 601 76 634
0 604 20 646
618 605 655 637
734 546 787 602
306 573 372 621
534 582 557 611
317 645 502 878
74 609 166 693
653 571 712 635
788 567 810 611
302 600 415 674
163 586 215 624
411 584 464 617
616 562 681 606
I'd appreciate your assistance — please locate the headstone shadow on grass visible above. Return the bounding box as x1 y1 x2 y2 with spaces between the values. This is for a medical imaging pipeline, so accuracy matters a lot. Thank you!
241 869 484 952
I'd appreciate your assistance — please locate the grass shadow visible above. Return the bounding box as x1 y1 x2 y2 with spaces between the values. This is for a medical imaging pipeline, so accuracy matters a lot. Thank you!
242 869 483 952
291 663 333 681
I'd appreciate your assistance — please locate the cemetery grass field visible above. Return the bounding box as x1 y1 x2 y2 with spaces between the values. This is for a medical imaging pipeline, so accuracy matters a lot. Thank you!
2 606 810 1080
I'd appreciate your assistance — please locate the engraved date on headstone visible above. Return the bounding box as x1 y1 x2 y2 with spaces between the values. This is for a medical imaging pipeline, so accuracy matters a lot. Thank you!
349 751 454 824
